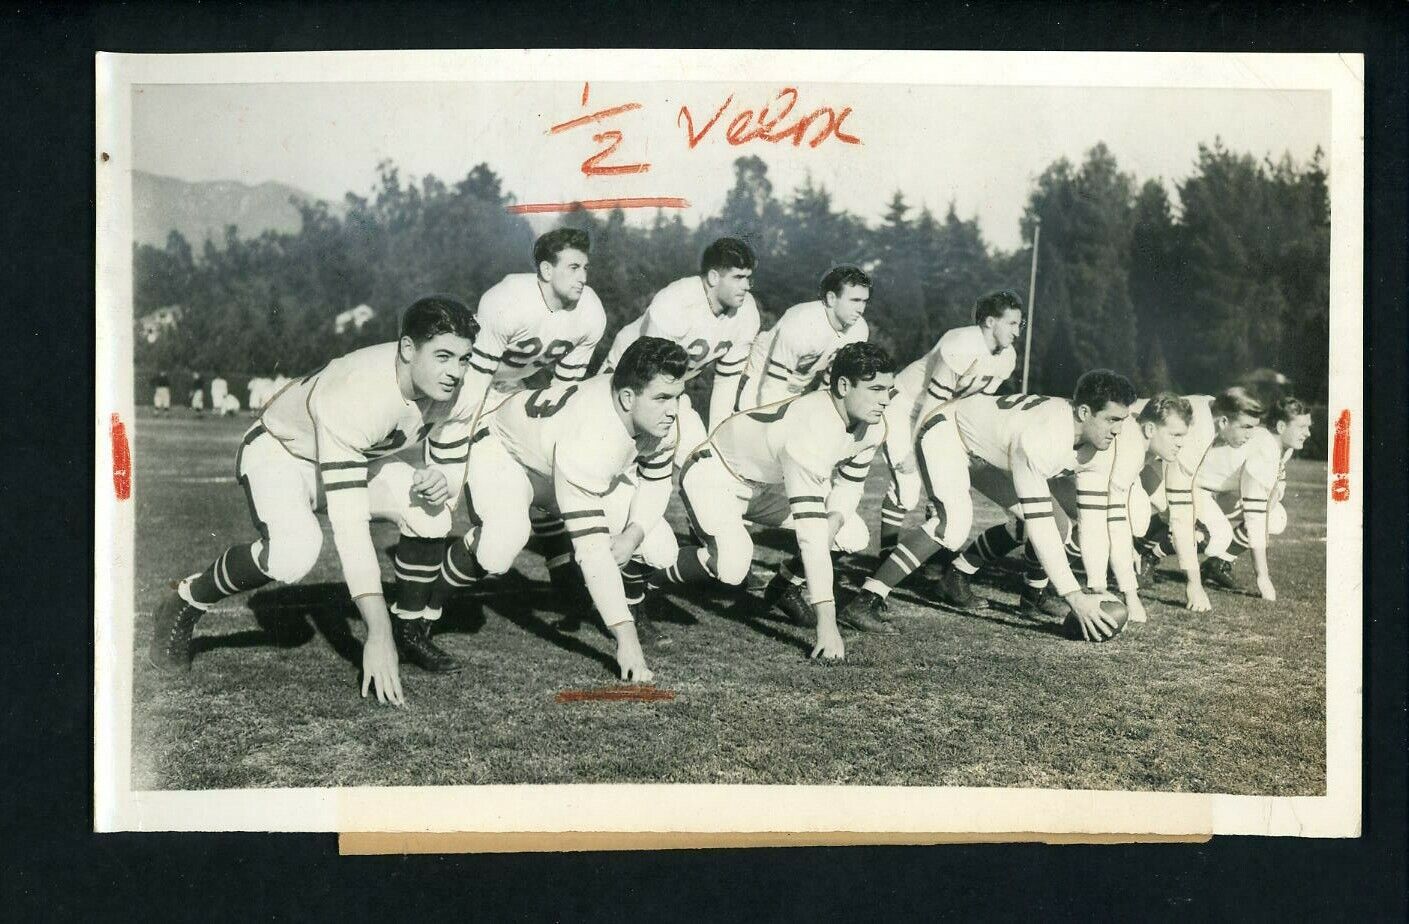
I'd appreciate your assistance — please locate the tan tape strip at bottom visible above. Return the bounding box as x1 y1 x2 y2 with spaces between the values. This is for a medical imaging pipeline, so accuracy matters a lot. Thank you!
340 831 1210 855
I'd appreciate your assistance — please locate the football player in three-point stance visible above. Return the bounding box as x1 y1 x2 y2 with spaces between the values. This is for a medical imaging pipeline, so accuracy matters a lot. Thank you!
649 342 898 658
879 290 1023 557
149 297 482 706
969 392 1195 624
844 369 1136 642
603 237 761 461
442 228 608 610
734 264 872 412
1192 395 1312 600
420 337 689 682
1133 388 1265 607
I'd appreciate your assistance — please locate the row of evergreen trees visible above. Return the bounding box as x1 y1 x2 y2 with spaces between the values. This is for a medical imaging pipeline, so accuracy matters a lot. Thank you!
135 142 1330 401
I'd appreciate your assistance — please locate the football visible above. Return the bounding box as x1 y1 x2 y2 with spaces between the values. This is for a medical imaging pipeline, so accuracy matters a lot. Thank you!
1063 591 1129 643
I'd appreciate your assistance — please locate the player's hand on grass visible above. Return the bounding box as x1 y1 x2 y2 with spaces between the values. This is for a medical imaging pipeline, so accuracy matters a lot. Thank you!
1257 575 1277 601
811 624 846 660
611 622 654 683
361 632 405 707
1125 592 1148 624
1064 590 1118 642
411 466 451 506
609 524 645 568
1185 582 1212 613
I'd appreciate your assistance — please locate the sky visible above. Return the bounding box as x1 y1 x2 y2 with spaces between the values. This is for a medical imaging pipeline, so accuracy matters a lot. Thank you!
132 80 1330 252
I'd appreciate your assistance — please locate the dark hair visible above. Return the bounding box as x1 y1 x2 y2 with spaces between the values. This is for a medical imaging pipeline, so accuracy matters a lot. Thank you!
1266 395 1310 429
700 237 757 276
973 290 1025 326
1137 391 1194 426
819 264 872 302
533 228 591 269
400 296 478 344
829 341 895 395
1072 369 1137 414
611 336 690 394
1211 387 1265 421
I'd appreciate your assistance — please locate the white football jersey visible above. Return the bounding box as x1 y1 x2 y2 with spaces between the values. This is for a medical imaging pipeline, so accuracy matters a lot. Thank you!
259 342 462 596
486 374 675 499
952 393 1079 479
1072 415 1146 490
261 342 456 469
605 275 760 381
895 325 1016 419
708 390 884 495
470 273 605 396
1155 394 1218 482
738 300 868 406
1199 427 1288 499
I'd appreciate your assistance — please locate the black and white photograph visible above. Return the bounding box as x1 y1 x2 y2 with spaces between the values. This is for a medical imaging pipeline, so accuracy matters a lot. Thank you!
94 50 1363 837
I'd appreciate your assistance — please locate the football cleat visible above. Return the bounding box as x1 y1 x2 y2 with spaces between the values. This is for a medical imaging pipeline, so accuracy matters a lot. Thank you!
149 589 205 671
762 573 816 627
927 565 985 611
1019 584 1071 620
392 617 464 673
1203 557 1240 591
1134 550 1160 587
838 590 898 634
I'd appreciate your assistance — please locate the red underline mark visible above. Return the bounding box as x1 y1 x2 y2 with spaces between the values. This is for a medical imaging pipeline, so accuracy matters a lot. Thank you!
110 412 131 500
555 685 676 704
1331 409 1351 502
549 103 643 135
506 197 690 214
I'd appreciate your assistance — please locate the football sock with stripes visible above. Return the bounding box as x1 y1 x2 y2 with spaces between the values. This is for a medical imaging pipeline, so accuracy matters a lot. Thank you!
426 536 487 613
863 530 954 599
1022 542 1049 590
647 546 715 589
955 522 1022 576
184 542 271 608
621 559 652 606
1137 515 1175 559
878 497 908 556
392 535 445 619
1226 525 1251 560
777 556 806 586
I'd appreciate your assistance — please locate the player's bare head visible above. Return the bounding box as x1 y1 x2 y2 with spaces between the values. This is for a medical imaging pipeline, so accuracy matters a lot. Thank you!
612 336 689 439
819 265 872 329
701 237 756 310
974 290 1025 351
398 296 478 401
1072 369 1136 451
534 227 591 304
830 341 895 426
1267 395 1313 450
1211 387 1264 448
1137 392 1194 462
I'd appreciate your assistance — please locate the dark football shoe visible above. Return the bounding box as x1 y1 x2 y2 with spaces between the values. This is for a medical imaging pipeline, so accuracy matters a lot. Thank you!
837 590 898 634
149 589 204 671
1019 584 1071 620
927 565 986 611
762 573 817 627
393 618 464 673
1202 557 1240 591
630 602 671 648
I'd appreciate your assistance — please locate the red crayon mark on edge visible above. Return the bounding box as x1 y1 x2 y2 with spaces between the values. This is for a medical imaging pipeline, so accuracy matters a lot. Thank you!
1330 409 1351 502
506 197 690 215
110 413 132 500
555 685 675 704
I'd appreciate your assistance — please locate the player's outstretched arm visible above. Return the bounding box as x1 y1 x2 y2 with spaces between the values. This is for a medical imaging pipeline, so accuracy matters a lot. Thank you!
354 593 405 707
1163 462 1211 612
1240 452 1278 601
1104 483 1145 623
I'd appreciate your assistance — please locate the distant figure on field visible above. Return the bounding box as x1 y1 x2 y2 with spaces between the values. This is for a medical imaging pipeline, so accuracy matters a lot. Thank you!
152 371 171 415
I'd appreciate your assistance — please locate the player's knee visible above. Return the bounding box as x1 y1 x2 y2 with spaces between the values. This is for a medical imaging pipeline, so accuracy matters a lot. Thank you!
831 516 869 555
1268 504 1288 536
264 523 323 583
637 522 679 569
474 520 529 576
399 503 453 540
713 536 753 586
937 503 972 551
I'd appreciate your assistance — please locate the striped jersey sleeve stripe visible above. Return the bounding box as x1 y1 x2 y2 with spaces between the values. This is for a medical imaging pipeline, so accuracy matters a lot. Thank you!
472 347 502 362
566 525 612 540
319 460 366 471
556 359 588 369
791 512 828 520
559 509 607 521
324 480 368 491
788 495 825 503
837 469 868 483
767 358 798 373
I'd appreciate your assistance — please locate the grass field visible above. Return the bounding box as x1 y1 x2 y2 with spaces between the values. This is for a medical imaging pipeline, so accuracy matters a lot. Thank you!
129 409 1327 794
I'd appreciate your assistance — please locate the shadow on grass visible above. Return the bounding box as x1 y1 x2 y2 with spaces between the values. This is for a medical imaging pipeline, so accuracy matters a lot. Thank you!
483 583 621 677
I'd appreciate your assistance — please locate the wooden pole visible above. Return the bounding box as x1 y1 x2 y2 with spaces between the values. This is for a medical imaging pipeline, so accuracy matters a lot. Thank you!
1022 216 1042 394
